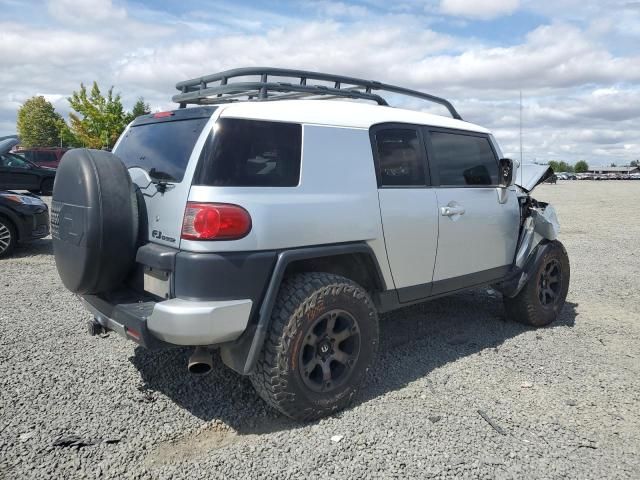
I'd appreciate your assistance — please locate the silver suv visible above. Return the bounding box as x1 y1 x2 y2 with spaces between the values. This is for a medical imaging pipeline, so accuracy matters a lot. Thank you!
52 68 569 420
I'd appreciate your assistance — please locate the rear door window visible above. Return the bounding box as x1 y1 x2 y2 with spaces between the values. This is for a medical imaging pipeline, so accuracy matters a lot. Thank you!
195 118 302 187
428 131 498 186
372 128 427 187
115 118 210 182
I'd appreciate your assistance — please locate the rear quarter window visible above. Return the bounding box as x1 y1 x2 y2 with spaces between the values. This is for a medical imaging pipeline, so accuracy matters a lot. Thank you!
195 118 302 187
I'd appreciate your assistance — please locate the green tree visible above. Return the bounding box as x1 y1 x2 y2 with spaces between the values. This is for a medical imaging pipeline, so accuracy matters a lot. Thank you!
630 160 639 167
127 97 151 122
68 82 130 149
16 96 63 147
56 118 80 147
574 160 589 173
548 160 573 173
610 162 617 167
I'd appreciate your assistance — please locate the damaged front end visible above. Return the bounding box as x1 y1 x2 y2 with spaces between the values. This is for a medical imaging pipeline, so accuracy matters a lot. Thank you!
494 164 560 298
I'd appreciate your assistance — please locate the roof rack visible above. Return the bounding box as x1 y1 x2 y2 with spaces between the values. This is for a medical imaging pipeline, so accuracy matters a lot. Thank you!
172 67 463 120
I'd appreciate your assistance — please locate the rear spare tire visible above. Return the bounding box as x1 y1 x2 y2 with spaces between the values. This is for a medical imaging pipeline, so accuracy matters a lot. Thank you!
52 149 138 294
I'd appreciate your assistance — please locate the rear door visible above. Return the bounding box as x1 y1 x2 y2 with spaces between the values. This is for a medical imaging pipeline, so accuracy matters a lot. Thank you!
113 107 217 248
372 124 438 302
424 128 520 295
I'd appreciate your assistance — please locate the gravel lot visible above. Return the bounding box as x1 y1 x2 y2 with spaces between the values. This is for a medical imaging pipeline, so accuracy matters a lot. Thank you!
1 181 639 479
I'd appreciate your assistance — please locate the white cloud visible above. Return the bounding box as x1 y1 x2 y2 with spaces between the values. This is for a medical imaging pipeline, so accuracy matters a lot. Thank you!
0 0 638 165
440 0 519 19
47 0 126 24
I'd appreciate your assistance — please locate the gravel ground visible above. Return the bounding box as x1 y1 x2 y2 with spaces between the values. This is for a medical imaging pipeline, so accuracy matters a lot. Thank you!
1 181 639 479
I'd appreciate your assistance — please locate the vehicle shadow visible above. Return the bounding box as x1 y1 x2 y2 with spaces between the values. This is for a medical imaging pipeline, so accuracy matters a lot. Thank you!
130 289 578 436
13 238 52 258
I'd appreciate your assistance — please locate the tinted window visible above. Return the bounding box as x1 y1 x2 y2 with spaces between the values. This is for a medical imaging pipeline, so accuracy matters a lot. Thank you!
196 119 301 187
39 152 58 163
429 132 498 186
374 128 426 186
0 153 31 169
115 118 209 182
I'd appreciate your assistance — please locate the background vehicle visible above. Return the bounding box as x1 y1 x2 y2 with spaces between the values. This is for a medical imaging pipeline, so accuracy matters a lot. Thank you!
0 191 49 258
16 147 69 168
0 143 56 195
51 67 570 420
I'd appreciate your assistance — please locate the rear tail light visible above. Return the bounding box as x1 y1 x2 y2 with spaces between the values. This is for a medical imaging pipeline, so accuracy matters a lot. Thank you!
181 202 252 240
153 111 174 118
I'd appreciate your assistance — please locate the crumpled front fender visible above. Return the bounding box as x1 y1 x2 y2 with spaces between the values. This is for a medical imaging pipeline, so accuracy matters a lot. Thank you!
494 203 560 299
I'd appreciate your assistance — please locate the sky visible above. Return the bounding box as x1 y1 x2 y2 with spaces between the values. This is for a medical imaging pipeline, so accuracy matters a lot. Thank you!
1 0 639 165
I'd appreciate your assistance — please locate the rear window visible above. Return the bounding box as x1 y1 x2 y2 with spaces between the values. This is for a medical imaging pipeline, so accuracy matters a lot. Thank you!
195 118 302 187
115 118 210 182
374 128 426 187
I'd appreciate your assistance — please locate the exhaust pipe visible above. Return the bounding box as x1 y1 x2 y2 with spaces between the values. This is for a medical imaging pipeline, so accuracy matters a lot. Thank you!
188 347 213 375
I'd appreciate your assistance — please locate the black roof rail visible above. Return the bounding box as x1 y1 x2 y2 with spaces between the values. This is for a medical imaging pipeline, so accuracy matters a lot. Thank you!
172 67 463 120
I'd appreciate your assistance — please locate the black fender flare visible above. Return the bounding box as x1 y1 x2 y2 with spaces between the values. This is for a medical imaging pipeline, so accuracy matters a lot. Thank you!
220 242 386 375
496 240 554 299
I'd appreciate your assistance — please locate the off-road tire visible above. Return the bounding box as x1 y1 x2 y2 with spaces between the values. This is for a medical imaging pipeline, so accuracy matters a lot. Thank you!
0 217 17 259
504 240 570 327
40 178 54 196
250 272 379 421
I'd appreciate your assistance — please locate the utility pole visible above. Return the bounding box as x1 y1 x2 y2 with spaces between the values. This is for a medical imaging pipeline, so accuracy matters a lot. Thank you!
519 90 523 185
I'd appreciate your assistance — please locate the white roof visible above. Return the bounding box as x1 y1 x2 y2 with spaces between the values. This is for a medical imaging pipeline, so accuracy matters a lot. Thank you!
219 99 489 133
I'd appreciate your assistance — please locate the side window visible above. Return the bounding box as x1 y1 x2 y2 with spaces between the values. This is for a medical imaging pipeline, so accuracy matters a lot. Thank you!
374 128 426 187
429 132 498 186
197 118 301 187
40 152 57 163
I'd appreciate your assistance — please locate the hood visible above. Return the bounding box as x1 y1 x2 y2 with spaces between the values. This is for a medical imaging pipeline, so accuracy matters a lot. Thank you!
515 164 554 192
0 138 19 155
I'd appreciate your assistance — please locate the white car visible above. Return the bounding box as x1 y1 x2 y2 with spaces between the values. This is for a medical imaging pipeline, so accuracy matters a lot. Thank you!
51 68 570 420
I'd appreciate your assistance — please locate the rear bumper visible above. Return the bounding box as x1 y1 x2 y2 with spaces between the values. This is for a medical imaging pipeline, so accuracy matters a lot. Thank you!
81 292 252 348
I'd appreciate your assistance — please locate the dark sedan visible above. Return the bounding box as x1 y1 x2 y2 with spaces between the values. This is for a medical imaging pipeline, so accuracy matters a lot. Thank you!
0 191 50 258
0 151 56 195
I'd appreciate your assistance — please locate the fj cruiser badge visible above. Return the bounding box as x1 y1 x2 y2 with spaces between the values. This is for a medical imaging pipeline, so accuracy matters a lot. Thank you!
152 230 176 243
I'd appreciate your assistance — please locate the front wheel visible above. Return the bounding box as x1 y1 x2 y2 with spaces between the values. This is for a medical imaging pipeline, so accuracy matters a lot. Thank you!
0 217 17 259
504 240 570 327
250 273 379 421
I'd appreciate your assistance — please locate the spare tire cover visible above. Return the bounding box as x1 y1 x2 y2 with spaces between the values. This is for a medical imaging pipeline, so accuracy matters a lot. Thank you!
52 149 138 294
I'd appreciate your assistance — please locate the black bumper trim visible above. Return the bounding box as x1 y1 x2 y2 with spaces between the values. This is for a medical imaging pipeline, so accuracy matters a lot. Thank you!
82 292 173 350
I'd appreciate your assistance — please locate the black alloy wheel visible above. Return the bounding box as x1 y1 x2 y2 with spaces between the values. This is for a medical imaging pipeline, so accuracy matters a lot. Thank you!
538 258 562 307
298 309 361 393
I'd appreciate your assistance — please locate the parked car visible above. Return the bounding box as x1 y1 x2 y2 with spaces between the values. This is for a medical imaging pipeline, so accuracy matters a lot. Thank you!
51 67 570 420
16 147 69 169
0 140 56 195
0 190 49 258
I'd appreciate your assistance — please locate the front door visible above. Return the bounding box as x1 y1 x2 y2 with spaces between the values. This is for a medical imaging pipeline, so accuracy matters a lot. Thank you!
0 153 41 190
425 129 520 295
373 125 438 302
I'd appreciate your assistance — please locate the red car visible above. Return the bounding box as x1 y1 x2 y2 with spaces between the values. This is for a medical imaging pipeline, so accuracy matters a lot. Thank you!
14 147 69 168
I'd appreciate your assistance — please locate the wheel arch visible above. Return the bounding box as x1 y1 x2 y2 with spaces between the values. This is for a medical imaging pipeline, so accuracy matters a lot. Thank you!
0 207 22 241
220 242 387 375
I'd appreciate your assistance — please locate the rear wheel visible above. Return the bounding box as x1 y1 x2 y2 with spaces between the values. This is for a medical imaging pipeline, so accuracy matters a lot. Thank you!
0 217 17 259
504 240 570 327
250 272 379 421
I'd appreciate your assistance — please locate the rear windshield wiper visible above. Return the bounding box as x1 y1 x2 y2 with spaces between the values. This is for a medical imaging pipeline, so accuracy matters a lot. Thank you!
147 168 176 194
148 168 177 182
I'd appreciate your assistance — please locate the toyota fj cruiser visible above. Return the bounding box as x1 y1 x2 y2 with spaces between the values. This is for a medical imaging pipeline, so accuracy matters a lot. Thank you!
52 68 569 420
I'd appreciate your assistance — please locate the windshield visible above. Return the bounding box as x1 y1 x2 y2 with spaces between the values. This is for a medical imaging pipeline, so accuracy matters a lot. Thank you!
0 152 34 169
114 117 210 182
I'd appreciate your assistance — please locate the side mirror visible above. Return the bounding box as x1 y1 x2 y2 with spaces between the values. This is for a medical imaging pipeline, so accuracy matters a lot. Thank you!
498 158 514 187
